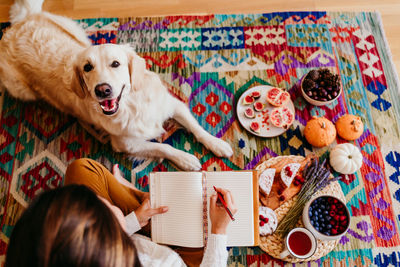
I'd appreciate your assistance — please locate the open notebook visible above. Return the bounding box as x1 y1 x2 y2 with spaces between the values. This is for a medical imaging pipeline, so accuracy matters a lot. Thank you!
149 171 260 248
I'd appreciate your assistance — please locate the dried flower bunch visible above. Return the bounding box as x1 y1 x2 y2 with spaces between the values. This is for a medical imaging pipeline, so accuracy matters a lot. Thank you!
275 157 340 236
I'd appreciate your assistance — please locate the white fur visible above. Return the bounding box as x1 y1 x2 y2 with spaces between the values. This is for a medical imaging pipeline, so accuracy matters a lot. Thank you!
0 0 233 170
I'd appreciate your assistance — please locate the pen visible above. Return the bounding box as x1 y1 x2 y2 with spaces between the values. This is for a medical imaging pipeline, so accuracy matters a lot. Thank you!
213 186 235 221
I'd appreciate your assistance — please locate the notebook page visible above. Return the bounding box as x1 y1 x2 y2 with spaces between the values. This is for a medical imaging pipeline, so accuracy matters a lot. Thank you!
150 172 204 247
205 171 254 246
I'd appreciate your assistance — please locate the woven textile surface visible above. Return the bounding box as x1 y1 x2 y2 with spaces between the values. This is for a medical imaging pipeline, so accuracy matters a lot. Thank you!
1 11 400 266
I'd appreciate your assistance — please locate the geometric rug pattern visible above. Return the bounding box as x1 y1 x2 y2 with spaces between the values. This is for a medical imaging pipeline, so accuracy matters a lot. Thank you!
1 11 400 266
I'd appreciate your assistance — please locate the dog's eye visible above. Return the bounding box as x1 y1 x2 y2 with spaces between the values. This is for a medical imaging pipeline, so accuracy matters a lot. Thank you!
111 61 120 68
83 63 93 72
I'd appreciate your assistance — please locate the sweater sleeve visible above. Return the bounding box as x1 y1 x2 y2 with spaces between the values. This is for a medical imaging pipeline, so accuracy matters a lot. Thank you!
200 234 228 267
125 211 141 235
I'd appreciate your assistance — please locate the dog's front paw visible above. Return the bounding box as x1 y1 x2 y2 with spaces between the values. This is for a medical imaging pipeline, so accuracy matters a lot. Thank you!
205 137 233 158
172 151 202 171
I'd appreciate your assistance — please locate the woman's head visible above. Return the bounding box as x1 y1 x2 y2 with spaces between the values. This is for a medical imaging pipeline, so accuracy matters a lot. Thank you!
5 185 140 267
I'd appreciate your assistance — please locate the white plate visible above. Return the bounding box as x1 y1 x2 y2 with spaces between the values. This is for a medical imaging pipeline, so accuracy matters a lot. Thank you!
236 85 295 137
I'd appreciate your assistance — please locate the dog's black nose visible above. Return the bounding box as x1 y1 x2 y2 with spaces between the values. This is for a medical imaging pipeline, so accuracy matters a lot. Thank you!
95 83 112 98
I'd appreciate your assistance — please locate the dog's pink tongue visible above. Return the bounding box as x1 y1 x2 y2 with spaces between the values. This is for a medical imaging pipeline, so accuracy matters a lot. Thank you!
100 99 117 111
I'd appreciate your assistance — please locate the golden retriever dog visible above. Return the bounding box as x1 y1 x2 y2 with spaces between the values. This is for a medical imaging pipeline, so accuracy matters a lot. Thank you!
0 0 233 170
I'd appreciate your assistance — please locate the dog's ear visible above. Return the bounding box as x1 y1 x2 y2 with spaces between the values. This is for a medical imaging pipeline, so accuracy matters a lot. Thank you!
71 64 87 98
123 45 147 91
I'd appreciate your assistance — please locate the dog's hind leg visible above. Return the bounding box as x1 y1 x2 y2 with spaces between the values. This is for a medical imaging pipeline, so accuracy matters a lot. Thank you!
0 60 37 101
172 99 233 158
111 138 202 171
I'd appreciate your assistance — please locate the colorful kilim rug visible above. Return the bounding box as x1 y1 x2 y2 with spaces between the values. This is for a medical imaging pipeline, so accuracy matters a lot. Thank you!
1 11 400 266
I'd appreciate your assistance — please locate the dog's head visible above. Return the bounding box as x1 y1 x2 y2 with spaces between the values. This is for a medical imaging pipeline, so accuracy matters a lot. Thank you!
72 44 146 116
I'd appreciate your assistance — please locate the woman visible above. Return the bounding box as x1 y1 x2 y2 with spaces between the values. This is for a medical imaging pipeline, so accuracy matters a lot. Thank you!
5 185 141 267
6 158 237 267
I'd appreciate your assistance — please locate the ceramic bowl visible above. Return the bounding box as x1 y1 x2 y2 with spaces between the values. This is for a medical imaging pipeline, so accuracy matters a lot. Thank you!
300 71 342 106
302 195 350 241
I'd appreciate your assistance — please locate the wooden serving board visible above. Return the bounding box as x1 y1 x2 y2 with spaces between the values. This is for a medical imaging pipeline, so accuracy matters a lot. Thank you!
256 155 313 210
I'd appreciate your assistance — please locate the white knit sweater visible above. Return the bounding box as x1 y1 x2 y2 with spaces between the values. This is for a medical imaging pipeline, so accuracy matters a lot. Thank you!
126 212 228 267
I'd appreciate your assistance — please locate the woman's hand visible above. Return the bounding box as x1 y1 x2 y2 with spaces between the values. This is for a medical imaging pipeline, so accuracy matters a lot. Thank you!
135 198 168 227
209 187 237 235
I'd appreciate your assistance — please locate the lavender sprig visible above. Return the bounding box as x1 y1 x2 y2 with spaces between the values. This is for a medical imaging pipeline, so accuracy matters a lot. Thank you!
275 157 337 236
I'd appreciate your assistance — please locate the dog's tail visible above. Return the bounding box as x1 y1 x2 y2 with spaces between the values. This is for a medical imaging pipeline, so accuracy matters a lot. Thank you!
9 0 45 25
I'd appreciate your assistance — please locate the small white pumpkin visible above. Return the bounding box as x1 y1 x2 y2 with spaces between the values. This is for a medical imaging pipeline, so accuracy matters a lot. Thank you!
330 143 363 174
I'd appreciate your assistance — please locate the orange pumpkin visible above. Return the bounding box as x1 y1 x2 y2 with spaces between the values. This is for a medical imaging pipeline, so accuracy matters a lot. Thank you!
335 114 363 141
304 116 336 147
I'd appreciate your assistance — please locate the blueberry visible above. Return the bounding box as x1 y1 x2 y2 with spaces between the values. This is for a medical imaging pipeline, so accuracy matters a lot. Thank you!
309 211 313 217
324 210 329 215
327 225 332 229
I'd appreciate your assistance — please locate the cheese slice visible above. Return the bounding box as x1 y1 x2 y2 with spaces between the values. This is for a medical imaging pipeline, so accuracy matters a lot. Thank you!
259 168 275 196
280 163 301 187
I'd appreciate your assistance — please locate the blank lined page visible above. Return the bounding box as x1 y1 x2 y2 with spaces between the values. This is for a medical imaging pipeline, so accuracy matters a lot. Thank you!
150 172 204 247
205 171 254 246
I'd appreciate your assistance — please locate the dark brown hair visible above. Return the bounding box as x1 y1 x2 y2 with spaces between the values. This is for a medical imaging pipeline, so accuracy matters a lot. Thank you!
5 185 141 267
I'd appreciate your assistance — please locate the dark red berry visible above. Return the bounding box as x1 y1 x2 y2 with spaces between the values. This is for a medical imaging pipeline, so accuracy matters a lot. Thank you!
265 217 269 223
260 215 265 220
277 189 283 195
331 229 337 235
260 221 265 226
279 195 285 201
329 211 336 216
294 180 299 186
